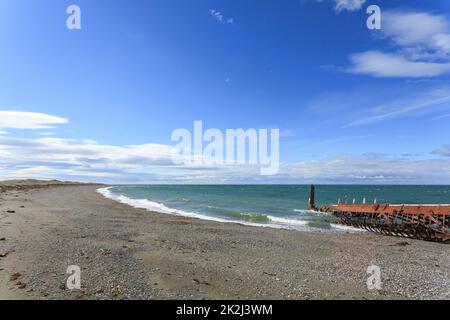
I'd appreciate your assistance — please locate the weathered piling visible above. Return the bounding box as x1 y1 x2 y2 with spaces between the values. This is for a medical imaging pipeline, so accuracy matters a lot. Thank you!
308 185 316 210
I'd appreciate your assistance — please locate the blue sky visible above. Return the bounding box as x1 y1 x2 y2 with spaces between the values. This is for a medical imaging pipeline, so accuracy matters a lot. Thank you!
1 0 450 184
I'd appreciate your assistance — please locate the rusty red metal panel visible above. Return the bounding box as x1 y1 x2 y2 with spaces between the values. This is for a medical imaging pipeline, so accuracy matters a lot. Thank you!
324 204 450 217
320 204 450 243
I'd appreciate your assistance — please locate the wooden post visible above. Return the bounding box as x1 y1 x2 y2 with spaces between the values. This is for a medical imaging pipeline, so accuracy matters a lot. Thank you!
308 185 316 210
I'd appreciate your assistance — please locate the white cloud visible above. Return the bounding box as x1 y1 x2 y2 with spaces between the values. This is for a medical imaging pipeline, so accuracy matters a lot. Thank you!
2 133 450 184
383 11 450 55
0 110 68 130
1 110 449 184
0 132 270 183
11 166 117 179
0 111 283 183
347 51 450 78
345 10 450 78
288 153 450 184
334 0 366 13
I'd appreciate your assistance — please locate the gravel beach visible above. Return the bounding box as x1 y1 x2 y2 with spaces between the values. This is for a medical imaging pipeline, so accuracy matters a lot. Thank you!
0 183 449 300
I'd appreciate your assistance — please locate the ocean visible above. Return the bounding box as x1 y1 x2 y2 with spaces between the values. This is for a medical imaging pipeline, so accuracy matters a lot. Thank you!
98 185 450 232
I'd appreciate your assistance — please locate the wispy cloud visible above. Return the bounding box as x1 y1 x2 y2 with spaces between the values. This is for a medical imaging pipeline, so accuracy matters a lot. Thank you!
333 0 366 13
433 113 450 120
432 145 450 157
306 85 450 127
0 110 68 130
209 9 234 25
345 89 450 127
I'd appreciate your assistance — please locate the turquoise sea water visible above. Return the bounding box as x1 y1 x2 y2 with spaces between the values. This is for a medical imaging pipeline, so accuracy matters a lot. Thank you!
99 185 450 232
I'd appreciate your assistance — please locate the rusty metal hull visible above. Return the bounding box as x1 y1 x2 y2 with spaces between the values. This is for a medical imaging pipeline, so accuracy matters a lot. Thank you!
320 204 450 243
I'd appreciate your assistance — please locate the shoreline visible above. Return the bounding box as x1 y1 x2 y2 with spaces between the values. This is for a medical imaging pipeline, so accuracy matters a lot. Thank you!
97 186 363 234
0 184 449 299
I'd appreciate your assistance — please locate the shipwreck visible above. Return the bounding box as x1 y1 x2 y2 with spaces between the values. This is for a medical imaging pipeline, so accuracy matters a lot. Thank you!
308 185 449 243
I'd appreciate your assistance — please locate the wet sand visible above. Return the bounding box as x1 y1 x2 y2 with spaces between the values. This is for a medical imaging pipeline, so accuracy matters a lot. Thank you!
0 184 449 300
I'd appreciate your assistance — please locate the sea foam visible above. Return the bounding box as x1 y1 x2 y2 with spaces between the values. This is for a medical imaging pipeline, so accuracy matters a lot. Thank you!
98 187 274 228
